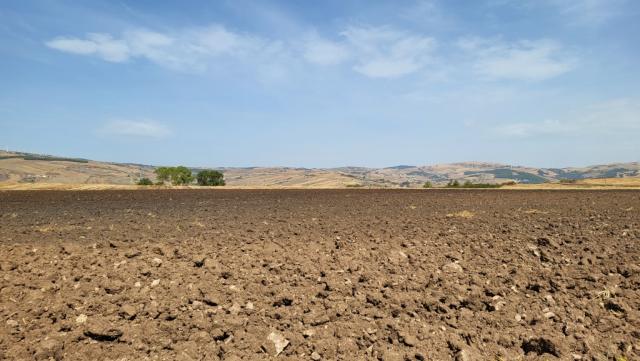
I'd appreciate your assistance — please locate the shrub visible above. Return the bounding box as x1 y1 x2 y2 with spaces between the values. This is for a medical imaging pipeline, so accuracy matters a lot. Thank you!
446 180 460 188
446 180 502 188
559 179 577 184
462 183 502 188
196 170 225 186
423 181 432 188
137 177 153 186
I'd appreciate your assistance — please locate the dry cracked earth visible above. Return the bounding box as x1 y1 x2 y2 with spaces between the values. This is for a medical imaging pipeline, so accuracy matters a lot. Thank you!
0 189 639 360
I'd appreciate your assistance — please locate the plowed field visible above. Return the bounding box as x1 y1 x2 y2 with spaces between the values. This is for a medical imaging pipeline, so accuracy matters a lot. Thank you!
1 190 639 360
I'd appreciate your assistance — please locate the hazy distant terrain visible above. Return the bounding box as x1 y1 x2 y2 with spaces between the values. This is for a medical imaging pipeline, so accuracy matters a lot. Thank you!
1 151 639 188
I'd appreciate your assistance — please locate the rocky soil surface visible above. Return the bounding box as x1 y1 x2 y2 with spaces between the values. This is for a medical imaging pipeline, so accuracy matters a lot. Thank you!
0 189 639 360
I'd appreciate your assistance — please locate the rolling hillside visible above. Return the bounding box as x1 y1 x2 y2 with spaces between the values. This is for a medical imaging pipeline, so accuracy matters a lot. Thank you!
1 151 638 188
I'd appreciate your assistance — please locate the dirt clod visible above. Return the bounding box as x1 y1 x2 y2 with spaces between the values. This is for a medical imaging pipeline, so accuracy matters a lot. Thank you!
83 320 123 342
442 262 463 273
399 332 418 347
522 337 561 357
34 339 62 361
604 300 625 313
120 304 137 319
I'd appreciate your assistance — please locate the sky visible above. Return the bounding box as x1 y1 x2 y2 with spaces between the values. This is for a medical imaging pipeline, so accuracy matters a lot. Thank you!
1 0 639 168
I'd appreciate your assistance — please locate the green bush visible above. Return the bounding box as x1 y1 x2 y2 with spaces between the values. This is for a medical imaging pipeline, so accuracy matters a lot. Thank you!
23 156 89 163
196 170 225 186
461 183 502 188
559 178 577 184
423 181 432 188
446 180 460 188
446 180 502 188
137 177 153 186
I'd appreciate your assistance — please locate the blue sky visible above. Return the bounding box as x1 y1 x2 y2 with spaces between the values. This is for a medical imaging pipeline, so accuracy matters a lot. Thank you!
1 0 639 168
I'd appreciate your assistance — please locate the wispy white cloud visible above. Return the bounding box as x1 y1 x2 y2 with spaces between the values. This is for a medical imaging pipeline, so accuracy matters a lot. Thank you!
46 33 130 62
494 119 572 137
458 37 576 81
493 0 630 26
47 25 273 71
101 119 171 138
493 98 640 137
48 24 438 79
342 26 436 78
302 35 350 66
300 26 437 78
48 23 579 84
547 0 628 26
399 0 455 30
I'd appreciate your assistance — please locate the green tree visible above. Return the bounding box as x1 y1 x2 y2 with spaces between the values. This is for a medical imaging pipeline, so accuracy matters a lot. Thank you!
154 166 194 185
196 170 225 186
423 181 432 188
154 167 172 183
137 177 153 185
170 166 193 185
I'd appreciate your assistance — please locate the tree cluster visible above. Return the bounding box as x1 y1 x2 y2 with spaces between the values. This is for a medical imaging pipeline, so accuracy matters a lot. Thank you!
445 180 502 188
148 166 225 186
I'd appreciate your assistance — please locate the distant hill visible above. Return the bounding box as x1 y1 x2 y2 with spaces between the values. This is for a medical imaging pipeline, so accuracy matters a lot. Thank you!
0 150 638 188
0 151 156 185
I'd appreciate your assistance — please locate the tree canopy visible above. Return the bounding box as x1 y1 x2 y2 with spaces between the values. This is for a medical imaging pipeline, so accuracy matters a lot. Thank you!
154 166 194 185
196 170 225 186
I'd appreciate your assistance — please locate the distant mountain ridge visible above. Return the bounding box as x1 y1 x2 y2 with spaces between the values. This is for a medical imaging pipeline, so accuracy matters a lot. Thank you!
0 150 638 187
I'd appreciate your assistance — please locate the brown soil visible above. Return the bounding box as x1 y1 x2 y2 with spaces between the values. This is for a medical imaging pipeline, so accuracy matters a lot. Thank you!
1 189 639 360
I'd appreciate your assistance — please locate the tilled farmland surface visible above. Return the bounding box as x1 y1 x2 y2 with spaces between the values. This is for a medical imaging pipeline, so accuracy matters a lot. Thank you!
0 190 639 361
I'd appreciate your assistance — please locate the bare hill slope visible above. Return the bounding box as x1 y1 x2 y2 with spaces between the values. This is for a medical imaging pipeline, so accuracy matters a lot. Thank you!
1 151 638 188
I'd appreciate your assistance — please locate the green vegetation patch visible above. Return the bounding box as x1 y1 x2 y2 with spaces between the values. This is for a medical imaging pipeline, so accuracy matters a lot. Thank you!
446 180 503 188
547 168 585 180
1 155 89 163
137 178 154 186
601 167 637 178
24 156 89 163
464 168 547 183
